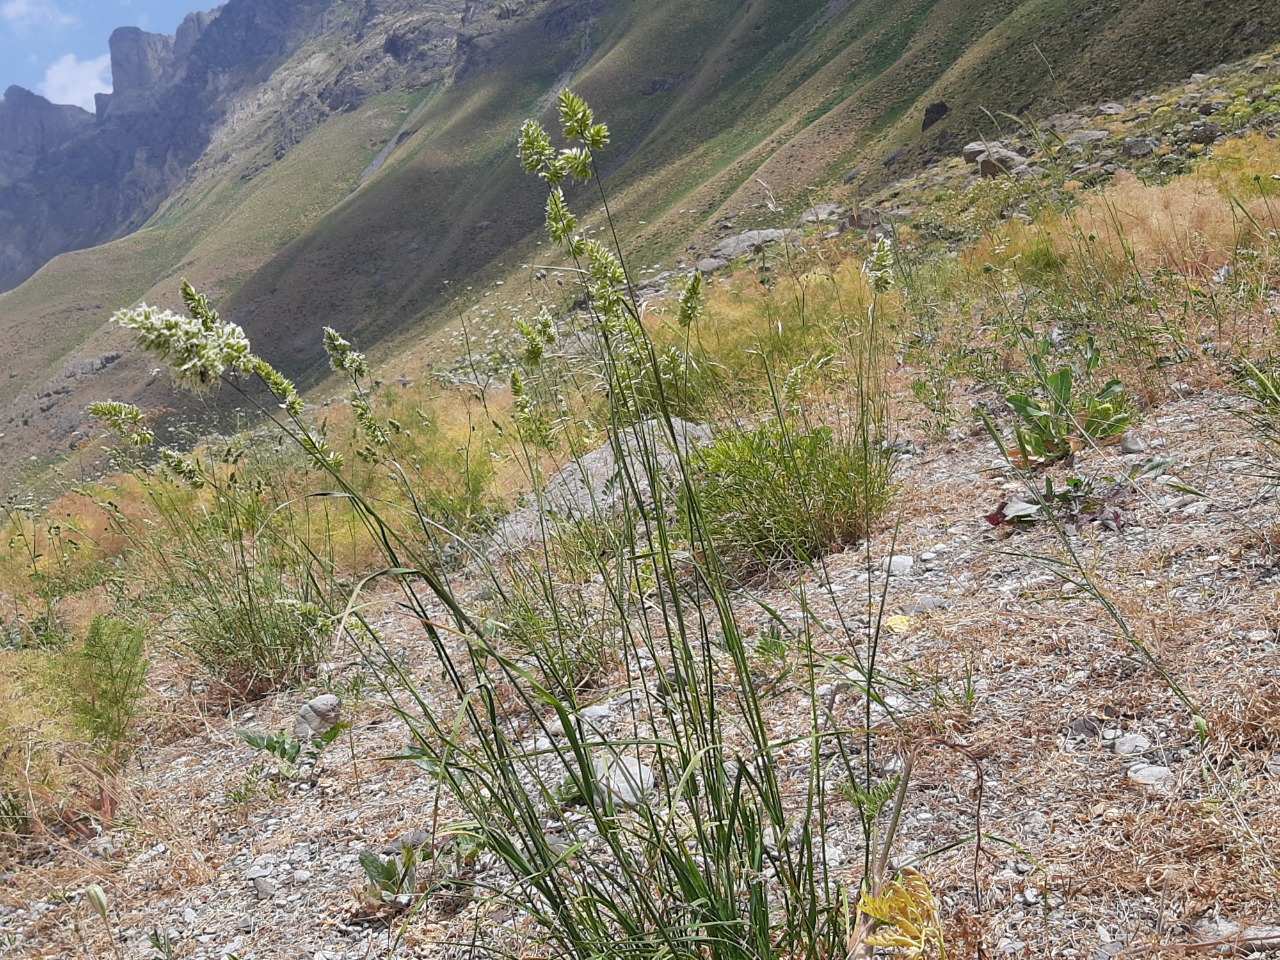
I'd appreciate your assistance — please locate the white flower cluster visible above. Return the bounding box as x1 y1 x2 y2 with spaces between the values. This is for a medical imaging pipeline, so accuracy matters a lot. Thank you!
86 400 155 448
112 304 253 391
863 236 895 293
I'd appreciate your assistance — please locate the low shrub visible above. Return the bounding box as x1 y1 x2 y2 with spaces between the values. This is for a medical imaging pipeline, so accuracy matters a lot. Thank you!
65 615 148 768
178 571 330 700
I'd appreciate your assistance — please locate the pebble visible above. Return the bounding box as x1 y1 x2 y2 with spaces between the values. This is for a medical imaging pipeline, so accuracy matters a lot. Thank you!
252 876 277 898
1112 733 1151 755
880 555 915 576
901 596 948 615
1126 763 1174 790
1119 432 1147 454
579 702 614 728
294 694 343 740
593 754 656 808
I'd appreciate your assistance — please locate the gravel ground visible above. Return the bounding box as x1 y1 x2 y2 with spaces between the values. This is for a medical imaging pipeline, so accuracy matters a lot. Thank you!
4 378 1280 960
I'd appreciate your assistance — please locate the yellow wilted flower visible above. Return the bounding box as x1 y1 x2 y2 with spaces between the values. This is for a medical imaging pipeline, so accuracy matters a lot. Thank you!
882 614 913 635
856 868 945 958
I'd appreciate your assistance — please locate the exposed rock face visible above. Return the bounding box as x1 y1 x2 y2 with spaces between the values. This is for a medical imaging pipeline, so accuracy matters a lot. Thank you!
0 0 343 292
921 100 950 131
0 0 604 293
0 86 94 187
319 7 463 112
107 27 177 106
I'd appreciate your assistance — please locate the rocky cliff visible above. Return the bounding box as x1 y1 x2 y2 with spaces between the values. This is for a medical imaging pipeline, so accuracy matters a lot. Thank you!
0 0 344 292
0 0 601 293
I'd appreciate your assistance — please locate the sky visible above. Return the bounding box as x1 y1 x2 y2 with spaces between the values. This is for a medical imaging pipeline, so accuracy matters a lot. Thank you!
0 0 200 111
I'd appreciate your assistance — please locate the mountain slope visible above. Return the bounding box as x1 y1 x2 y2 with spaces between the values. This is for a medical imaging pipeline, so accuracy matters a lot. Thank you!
1 0 1277 488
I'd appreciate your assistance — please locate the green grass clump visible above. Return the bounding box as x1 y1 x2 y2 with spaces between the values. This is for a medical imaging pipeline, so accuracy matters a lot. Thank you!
1233 356 1280 485
686 420 894 575
177 567 330 700
64 614 149 820
0 787 26 840
90 395 338 703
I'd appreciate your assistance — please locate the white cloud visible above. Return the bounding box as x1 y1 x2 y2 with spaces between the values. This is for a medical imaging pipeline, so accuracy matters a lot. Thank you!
1 0 77 29
39 53 111 110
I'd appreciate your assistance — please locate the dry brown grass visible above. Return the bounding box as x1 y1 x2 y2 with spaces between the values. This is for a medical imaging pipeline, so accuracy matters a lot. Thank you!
1063 136 1280 279
0 652 77 833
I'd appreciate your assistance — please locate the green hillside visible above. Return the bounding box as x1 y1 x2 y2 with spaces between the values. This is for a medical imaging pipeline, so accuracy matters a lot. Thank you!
0 0 1276 487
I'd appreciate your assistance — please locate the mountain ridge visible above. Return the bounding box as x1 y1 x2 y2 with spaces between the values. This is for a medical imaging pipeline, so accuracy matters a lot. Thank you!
1 0 1279 490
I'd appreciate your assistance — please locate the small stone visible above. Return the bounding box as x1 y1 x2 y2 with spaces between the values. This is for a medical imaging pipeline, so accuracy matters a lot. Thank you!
1265 755 1280 776
1194 918 1240 940
962 140 1001 163
245 864 271 880
1119 432 1146 454
850 207 881 230
384 827 430 854
696 257 728 275
593 755 655 808
901 596 948 615
1022 885 1042 905
1112 734 1151 756
765 818 806 852
798 203 845 225
655 668 687 699
293 694 342 740
183 908 197 925
293 869 313 884
1238 925 1280 950
881 555 915 576
1123 138 1156 158
1187 122 1222 144
1069 716 1103 737
1097 102 1126 115
977 147 1027 177
579 703 613 725
710 229 792 260
921 100 950 131
252 877 278 898
1127 763 1174 790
